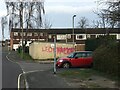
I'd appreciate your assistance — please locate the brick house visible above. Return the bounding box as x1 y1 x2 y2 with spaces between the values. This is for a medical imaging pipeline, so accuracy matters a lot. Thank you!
10 28 120 50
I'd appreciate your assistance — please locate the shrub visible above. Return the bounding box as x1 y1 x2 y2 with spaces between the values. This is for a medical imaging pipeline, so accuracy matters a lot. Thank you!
93 41 119 78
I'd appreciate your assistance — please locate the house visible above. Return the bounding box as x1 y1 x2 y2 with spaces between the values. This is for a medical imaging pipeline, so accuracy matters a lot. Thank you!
10 28 120 50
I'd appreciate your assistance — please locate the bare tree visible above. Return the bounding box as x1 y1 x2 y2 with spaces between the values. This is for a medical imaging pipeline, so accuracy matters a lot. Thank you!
5 1 45 30
97 11 107 28
1 16 7 40
78 17 89 29
92 20 101 28
96 0 120 28
43 18 52 29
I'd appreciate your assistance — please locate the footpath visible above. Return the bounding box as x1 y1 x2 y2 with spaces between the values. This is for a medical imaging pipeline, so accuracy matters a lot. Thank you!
7 51 70 88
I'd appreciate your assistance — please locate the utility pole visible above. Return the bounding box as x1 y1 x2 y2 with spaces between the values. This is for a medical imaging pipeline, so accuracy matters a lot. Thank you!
53 35 56 74
72 15 76 50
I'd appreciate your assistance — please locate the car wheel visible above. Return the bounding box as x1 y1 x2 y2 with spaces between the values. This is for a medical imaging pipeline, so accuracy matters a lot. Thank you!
62 63 70 68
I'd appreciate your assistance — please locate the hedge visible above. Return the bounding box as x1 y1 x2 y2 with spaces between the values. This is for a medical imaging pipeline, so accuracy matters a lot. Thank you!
93 41 120 78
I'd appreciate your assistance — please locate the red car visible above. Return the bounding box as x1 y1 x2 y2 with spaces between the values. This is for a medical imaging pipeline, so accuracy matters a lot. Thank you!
56 51 93 68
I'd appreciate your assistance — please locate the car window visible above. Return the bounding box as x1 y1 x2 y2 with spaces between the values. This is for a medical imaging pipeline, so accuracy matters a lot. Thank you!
82 53 86 57
75 52 92 58
86 53 92 57
67 52 76 58
74 53 82 58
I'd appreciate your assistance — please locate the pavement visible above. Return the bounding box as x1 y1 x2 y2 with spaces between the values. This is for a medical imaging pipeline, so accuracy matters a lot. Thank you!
7 51 54 64
2 48 23 88
7 51 71 88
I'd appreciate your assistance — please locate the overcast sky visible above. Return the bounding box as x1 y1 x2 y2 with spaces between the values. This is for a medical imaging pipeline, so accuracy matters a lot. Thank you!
0 0 99 40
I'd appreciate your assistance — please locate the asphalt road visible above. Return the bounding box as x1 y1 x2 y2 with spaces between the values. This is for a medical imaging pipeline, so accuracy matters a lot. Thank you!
17 62 70 88
3 48 70 88
2 48 23 88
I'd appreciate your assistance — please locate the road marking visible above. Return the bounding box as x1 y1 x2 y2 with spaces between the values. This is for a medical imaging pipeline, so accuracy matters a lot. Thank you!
6 53 45 89
24 70 44 74
6 53 29 89
6 52 46 89
18 73 22 90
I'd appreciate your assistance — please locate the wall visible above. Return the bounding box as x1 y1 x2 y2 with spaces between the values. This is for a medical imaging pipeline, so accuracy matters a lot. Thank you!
29 42 77 60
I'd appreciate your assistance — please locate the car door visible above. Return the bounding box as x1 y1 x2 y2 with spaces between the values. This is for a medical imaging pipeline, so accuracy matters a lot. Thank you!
70 52 85 67
84 52 93 66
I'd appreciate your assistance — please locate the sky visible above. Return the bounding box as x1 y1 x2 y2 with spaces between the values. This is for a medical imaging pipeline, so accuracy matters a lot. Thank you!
0 0 99 40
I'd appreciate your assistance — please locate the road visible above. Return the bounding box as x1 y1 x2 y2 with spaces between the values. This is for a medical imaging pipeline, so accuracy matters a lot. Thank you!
2 48 70 88
17 62 70 88
2 47 23 88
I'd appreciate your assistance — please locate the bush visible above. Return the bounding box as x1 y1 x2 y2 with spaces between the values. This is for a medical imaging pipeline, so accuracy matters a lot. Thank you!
85 35 116 51
17 46 29 53
93 41 119 78
24 46 29 53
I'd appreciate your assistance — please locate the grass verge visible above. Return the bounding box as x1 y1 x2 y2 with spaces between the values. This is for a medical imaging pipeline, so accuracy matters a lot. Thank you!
18 52 33 61
59 68 95 80
58 68 119 88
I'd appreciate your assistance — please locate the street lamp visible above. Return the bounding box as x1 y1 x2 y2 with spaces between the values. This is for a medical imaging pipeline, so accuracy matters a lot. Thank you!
72 15 76 49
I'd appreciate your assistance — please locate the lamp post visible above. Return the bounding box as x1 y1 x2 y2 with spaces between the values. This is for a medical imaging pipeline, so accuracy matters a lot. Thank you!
72 15 76 49
53 35 56 74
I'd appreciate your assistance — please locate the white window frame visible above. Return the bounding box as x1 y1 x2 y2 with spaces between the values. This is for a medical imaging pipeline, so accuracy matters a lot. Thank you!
40 33 44 36
27 33 32 36
14 32 18 36
67 34 71 39
34 33 38 36
76 34 86 40
57 35 66 40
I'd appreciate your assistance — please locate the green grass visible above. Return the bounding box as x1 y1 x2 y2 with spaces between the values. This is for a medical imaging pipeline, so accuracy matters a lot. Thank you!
59 69 94 80
58 68 119 88
18 52 33 60
58 68 119 81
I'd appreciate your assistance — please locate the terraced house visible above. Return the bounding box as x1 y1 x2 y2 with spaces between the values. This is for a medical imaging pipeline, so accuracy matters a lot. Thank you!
10 28 120 51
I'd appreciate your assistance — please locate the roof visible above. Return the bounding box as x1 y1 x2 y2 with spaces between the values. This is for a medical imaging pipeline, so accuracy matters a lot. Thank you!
11 28 120 34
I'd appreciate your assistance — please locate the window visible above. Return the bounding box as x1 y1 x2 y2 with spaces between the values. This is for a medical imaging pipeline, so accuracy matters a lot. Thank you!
67 52 75 58
14 32 18 36
82 53 86 57
75 52 92 58
20 33 26 36
90 35 96 38
86 34 90 38
76 34 86 40
23 33 26 36
40 33 44 36
49 35 52 39
86 53 92 57
27 33 32 36
67 34 71 39
34 33 38 36
57 35 66 40
75 53 82 58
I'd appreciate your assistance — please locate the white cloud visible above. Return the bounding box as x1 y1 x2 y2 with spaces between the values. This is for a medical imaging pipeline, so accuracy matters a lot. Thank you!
0 11 7 17
45 5 95 14
46 0 97 3
0 0 7 17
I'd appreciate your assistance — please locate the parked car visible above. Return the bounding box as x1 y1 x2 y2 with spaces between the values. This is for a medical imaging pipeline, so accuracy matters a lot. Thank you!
56 51 93 68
